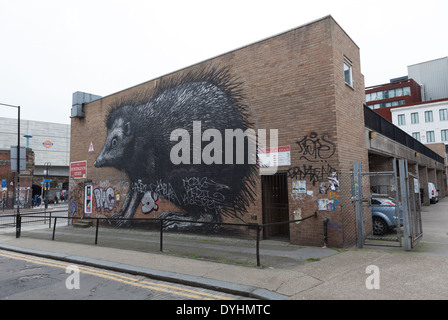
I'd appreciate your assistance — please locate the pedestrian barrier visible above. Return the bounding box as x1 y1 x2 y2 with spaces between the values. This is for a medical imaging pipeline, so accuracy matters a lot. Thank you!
6 210 317 267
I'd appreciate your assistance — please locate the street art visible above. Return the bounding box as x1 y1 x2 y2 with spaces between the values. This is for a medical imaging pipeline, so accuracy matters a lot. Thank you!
141 191 159 214
93 186 116 212
94 66 257 229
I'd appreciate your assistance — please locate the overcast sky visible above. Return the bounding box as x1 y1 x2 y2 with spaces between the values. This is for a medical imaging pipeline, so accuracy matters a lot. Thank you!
1 0 447 125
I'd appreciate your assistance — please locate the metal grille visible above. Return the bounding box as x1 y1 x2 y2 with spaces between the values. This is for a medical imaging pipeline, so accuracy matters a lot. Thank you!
261 173 289 240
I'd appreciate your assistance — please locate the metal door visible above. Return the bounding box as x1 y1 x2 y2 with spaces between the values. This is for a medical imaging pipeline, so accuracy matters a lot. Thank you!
261 173 289 239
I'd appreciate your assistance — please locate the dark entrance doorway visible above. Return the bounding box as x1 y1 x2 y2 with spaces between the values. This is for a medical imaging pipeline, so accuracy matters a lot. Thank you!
261 172 289 240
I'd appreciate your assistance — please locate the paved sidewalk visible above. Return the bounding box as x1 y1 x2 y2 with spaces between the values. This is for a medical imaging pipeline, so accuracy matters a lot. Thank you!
0 199 447 300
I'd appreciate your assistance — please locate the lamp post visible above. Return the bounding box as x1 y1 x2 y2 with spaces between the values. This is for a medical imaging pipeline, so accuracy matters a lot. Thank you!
44 162 51 210
0 102 21 238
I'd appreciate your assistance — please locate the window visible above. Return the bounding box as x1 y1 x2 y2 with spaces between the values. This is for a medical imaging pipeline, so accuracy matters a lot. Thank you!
440 109 448 121
365 93 372 102
426 131 435 142
344 58 353 87
412 132 421 141
397 114 406 126
411 112 419 124
425 111 433 122
403 86 411 96
442 130 448 141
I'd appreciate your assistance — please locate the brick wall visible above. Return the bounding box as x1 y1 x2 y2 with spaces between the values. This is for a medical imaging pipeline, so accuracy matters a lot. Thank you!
70 16 367 247
0 149 35 208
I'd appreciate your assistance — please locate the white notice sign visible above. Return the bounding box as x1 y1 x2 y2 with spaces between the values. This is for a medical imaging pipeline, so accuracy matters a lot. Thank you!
259 146 291 167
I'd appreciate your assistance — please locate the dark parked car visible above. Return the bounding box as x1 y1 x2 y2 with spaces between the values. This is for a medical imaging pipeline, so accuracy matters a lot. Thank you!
370 197 402 235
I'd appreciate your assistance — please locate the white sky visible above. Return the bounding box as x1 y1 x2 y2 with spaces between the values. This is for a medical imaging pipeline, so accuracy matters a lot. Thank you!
1 0 447 124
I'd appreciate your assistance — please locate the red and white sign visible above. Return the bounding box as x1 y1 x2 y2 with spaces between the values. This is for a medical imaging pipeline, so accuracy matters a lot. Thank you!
88 141 94 152
259 146 291 167
70 161 87 179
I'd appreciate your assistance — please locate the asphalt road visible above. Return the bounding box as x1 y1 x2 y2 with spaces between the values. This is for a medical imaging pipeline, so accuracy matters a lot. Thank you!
0 250 248 300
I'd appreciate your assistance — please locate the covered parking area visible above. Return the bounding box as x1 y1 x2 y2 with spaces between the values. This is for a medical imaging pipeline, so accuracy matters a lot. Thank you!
364 105 446 205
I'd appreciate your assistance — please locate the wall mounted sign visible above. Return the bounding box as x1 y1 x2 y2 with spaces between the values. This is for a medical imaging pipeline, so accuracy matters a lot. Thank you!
259 145 291 167
70 160 87 179
88 141 94 152
42 140 53 148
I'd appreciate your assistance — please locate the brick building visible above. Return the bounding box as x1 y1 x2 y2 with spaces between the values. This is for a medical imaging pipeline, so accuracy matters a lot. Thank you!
69 16 368 248
366 77 423 121
0 148 35 208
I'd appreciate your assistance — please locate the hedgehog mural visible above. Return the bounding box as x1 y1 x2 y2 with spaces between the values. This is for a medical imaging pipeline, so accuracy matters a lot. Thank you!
94 67 257 229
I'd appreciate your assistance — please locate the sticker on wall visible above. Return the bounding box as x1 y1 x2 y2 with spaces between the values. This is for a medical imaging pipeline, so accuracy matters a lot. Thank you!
293 209 302 224
42 140 53 148
292 180 306 193
88 141 94 153
318 198 334 211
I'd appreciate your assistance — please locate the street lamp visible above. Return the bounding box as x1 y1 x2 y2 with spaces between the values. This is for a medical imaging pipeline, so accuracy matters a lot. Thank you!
44 162 51 210
0 102 21 238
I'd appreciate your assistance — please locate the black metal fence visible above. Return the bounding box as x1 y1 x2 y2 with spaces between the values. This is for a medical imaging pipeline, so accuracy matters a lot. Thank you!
5 210 318 267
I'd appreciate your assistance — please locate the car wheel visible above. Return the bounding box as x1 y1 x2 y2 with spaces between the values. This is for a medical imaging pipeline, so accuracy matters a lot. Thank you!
372 217 387 235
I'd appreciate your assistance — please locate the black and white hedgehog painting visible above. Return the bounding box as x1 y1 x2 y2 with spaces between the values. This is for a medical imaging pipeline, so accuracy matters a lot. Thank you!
94 66 257 229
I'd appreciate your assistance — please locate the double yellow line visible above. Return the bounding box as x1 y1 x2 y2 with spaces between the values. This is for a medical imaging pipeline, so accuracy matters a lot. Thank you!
0 250 235 300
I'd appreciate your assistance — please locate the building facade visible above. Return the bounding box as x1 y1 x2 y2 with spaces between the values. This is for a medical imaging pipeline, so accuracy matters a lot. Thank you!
408 56 448 102
366 78 422 110
390 99 448 194
69 16 368 248
0 148 35 208
365 78 422 121
366 57 448 122
391 99 448 145
0 117 70 200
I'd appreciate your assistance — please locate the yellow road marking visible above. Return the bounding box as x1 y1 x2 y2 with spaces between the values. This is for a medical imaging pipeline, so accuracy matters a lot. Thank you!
0 250 234 300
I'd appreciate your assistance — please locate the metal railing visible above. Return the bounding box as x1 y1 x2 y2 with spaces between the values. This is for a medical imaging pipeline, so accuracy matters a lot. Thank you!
364 105 444 164
9 210 318 267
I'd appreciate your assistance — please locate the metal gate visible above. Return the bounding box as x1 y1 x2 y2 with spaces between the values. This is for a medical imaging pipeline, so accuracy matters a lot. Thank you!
398 160 423 249
353 159 422 250
261 173 289 240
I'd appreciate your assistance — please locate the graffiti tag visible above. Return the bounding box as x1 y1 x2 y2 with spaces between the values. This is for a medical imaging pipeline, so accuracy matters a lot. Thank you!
286 164 337 183
296 132 336 162
93 187 116 211
182 177 229 213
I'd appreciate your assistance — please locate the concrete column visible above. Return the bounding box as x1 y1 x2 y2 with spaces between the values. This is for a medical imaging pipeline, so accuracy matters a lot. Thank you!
418 165 429 206
436 170 445 199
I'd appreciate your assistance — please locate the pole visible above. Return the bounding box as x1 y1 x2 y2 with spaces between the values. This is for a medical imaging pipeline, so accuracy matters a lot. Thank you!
256 225 261 267
160 219 164 252
354 162 364 248
52 217 57 240
0 103 21 237
16 106 21 238
95 218 99 245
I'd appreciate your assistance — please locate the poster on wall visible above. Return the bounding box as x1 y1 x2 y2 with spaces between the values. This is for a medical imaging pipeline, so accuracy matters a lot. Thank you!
318 198 334 211
259 146 291 167
70 161 87 179
292 180 306 193
84 184 92 216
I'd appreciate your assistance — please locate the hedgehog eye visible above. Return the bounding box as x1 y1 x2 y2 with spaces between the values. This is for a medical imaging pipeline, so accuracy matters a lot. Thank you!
111 137 118 149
